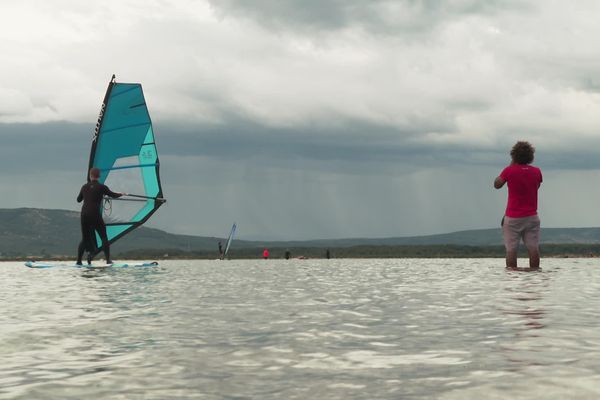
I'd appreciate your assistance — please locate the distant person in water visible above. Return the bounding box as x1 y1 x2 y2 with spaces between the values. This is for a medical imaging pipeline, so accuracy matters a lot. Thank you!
76 168 124 265
494 141 542 270
263 248 269 259
218 241 223 259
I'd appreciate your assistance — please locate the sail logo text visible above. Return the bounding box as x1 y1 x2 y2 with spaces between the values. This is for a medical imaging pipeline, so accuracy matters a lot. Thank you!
93 102 106 141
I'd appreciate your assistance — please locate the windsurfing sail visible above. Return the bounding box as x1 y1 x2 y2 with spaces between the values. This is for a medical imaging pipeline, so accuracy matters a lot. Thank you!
222 222 237 259
89 75 166 251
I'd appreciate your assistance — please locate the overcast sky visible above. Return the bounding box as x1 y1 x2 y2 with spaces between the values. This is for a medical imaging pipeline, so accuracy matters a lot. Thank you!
2 0 600 240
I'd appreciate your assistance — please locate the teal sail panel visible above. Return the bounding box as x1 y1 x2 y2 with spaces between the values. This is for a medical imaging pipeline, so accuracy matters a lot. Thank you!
89 75 165 250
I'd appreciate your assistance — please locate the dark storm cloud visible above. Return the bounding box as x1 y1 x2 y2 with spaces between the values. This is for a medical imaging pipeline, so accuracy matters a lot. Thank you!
3 119 600 239
208 0 527 34
156 116 600 174
0 122 91 175
3 119 600 183
156 115 458 170
1 119 459 179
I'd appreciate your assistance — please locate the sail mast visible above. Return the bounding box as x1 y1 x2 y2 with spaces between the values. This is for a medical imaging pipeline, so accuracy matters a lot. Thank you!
223 222 237 258
88 74 116 181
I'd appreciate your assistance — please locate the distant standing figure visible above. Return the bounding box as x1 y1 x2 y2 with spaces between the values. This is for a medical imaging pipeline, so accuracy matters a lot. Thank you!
76 167 124 265
494 141 543 270
326 249 331 259
284 250 291 260
218 241 223 259
263 248 270 259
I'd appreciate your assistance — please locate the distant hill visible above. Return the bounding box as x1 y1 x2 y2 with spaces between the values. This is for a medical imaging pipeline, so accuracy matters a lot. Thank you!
0 208 257 257
231 227 600 248
2 208 600 257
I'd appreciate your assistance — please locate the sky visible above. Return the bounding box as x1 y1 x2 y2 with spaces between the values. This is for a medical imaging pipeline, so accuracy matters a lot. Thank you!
2 0 600 240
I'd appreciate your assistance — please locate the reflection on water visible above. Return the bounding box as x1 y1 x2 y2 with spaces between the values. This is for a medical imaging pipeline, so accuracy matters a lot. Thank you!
502 271 548 331
497 271 550 371
1 258 600 399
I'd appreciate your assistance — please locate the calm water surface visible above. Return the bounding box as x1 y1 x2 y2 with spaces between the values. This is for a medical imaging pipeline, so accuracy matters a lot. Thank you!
1 258 600 399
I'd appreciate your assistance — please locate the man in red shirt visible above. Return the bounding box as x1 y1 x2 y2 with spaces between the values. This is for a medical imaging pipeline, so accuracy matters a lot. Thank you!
494 141 543 270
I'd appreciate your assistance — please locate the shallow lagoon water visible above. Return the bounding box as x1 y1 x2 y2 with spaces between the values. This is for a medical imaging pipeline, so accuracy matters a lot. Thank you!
1 258 600 399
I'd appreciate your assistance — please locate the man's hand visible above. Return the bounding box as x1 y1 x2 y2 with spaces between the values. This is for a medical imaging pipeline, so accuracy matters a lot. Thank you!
494 176 506 189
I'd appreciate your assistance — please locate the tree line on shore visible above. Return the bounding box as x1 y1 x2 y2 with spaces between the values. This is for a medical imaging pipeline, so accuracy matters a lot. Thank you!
6 243 600 261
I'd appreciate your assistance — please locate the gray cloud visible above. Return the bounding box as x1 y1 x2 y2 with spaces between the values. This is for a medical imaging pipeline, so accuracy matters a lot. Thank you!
0 122 90 175
3 1 600 239
3 118 599 184
208 0 527 35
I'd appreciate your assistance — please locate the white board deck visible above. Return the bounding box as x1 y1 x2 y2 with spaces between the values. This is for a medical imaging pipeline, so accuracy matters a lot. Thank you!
24 261 159 269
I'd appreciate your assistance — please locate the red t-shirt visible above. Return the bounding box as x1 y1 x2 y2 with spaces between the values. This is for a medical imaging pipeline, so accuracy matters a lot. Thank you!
500 164 542 218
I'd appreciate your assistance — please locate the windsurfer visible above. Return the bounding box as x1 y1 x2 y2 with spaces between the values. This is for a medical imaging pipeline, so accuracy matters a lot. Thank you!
76 168 124 265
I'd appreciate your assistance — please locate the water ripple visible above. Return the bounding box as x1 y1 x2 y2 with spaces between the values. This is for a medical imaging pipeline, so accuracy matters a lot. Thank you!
2 258 600 399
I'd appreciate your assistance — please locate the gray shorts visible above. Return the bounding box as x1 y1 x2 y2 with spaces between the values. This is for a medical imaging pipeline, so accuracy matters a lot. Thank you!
502 215 540 252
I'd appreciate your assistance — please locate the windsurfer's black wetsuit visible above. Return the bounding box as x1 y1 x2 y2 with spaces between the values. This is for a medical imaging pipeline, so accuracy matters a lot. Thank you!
76 181 122 264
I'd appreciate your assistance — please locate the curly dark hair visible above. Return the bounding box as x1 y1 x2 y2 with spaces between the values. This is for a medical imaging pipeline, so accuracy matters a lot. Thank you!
510 141 535 165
